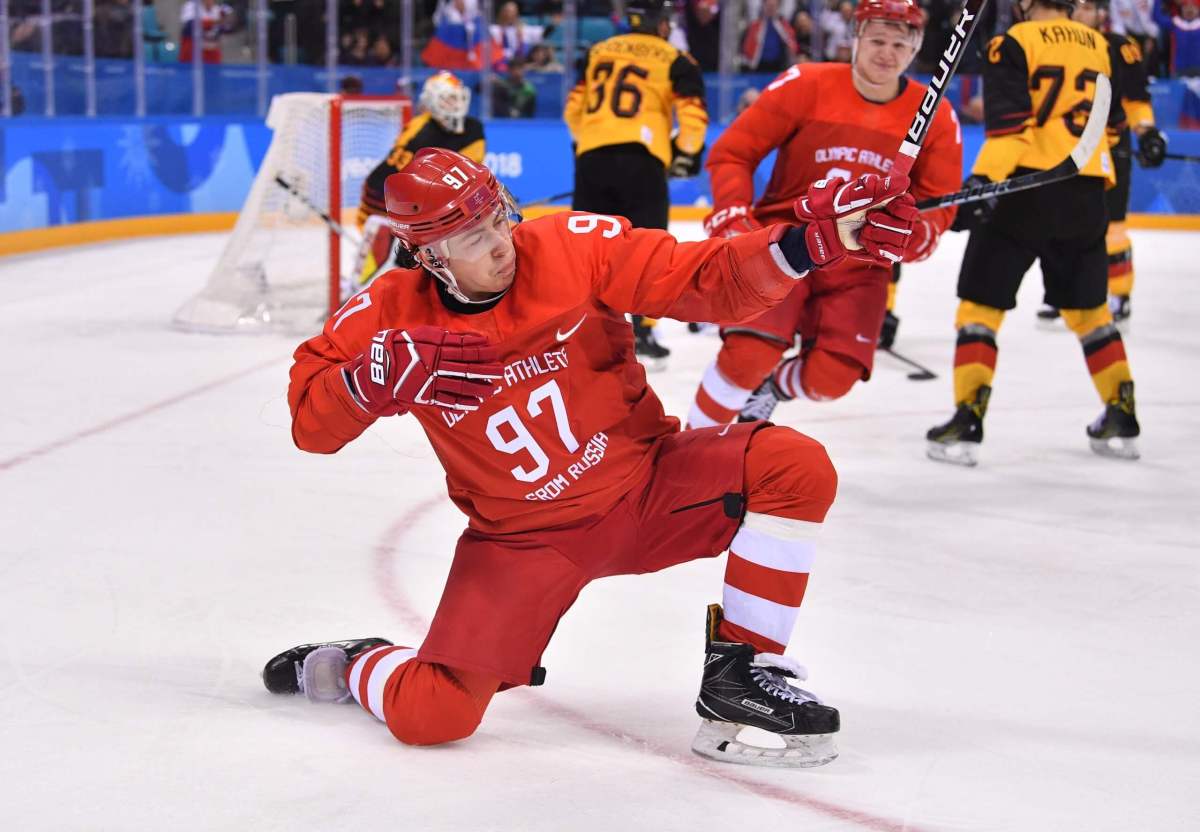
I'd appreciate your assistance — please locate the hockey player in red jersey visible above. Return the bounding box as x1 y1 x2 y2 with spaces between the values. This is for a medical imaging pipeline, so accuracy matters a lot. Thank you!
686 0 962 429
263 147 918 767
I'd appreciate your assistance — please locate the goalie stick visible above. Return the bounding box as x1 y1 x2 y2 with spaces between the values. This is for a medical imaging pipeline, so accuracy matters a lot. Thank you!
915 73 1113 211
273 174 362 244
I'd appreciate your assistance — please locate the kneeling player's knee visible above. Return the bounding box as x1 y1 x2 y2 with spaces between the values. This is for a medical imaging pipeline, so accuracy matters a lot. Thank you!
798 350 863 401
717 332 787 391
744 426 838 521
384 662 488 747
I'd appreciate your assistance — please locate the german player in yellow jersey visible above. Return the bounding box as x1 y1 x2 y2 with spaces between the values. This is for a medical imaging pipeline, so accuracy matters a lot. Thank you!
927 0 1141 465
1036 0 1166 329
353 72 487 290
563 0 708 368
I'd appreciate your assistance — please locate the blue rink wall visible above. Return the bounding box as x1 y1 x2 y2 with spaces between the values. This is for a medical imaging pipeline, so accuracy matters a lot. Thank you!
3 83 1200 234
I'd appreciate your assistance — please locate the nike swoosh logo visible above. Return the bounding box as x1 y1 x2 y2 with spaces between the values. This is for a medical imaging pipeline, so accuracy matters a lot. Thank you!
556 313 587 342
855 333 873 343
718 422 733 436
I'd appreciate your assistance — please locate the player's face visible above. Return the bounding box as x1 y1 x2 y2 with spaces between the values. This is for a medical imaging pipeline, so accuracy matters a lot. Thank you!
1072 1 1105 29
854 21 919 85
435 206 517 300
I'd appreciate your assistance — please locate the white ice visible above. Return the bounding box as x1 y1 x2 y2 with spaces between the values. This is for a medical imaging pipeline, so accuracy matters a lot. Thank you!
1 223 1198 831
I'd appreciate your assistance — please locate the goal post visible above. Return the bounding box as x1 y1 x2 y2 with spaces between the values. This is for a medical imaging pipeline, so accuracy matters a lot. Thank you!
174 92 410 335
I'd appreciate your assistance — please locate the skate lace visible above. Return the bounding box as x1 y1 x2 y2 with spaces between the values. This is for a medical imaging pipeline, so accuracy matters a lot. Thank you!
750 653 821 705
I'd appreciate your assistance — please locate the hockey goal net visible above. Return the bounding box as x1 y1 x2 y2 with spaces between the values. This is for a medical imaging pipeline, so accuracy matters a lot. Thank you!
173 92 410 334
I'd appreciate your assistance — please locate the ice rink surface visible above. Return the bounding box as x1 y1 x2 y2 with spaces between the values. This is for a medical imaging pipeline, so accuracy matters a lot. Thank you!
2 222 1198 831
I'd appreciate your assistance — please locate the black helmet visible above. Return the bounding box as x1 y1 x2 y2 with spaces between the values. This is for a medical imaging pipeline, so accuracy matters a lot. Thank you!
627 0 673 31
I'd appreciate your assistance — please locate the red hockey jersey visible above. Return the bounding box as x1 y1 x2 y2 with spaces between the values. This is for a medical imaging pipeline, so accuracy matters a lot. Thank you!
289 212 803 534
708 63 961 239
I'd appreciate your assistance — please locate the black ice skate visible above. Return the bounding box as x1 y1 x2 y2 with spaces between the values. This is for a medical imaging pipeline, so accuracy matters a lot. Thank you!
262 637 392 703
926 385 990 467
738 376 791 423
1108 294 1131 331
692 605 839 768
1087 380 1140 460
878 310 900 350
1036 303 1063 331
632 315 669 372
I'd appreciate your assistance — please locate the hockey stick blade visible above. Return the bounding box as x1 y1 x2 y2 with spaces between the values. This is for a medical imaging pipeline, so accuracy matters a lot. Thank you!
892 0 991 177
917 73 1112 211
881 347 938 381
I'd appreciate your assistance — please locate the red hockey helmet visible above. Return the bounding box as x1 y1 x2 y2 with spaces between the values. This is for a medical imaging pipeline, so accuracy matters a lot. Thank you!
385 148 519 302
854 0 925 31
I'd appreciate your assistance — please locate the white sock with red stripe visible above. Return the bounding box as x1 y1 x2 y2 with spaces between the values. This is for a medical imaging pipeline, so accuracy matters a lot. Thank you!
719 511 818 653
347 644 418 723
687 362 754 429
771 356 807 401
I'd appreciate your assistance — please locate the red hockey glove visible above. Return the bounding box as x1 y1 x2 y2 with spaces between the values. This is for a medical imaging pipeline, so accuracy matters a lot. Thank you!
703 204 762 238
343 326 502 417
902 213 939 263
793 173 911 267
859 192 919 265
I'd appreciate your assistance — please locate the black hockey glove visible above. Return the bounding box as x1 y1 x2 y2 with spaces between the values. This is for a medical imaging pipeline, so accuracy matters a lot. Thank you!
1135 127 1167 169
668 141 705 179
950 175 998 233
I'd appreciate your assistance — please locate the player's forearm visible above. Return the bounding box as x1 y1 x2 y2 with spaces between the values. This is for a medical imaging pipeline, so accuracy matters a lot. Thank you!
289 361 379 454
673 98 709 154
660 226 808 324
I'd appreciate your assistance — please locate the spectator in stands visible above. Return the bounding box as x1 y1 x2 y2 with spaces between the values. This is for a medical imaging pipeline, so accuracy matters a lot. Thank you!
422 0 495 70
526 43 564 71
341 28 371 65
821 0 856 62
791 9 815 61
179 0 234 63
741 0 798 72
493 58 538 117
95 0 135 58
492 0 544 63
368 32 398 67
683 0 722 71
1111 0 1161 73
1165 0 1200 75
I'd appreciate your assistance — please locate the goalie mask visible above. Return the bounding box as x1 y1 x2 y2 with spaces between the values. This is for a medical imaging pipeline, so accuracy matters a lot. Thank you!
420 71 471 134
385 148 521 304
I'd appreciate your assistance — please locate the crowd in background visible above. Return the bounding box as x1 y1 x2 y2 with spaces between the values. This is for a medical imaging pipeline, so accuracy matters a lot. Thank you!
5 0 1200 105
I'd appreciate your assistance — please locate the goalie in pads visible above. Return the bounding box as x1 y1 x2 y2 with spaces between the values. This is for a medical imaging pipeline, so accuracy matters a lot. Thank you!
264 148 919 766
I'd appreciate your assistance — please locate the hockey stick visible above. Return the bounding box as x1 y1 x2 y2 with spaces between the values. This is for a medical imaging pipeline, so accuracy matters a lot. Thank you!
519 190 574 210
273 174 362 244
915 74 1113 211
892 0 991 177
1164 152 1200 163
880 347 937 381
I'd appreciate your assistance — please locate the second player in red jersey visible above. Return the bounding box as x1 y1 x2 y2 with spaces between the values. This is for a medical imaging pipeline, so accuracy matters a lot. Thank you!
687 0 962 428
268 147 918 767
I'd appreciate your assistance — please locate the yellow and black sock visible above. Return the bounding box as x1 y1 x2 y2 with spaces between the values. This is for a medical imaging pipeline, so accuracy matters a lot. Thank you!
1062 306 1133 404
1106 221 1134 298
952 301 1005 406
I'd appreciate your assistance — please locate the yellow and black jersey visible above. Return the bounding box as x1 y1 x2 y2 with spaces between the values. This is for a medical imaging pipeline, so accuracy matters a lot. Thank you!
357 112 486 227
563 32 707 169
1107 33 1154 130
975 18 1125 185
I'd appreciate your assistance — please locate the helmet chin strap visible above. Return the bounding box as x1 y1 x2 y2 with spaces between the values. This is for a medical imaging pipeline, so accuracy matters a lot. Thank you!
417 249 511 305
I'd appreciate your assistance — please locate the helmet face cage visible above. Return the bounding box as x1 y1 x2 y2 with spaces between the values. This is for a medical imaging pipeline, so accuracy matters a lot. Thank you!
420 72 471 134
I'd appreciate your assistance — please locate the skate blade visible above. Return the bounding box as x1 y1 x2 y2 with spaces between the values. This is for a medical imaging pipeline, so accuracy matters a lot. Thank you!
926 440 979 467
1035 317 1065 332
1089 435 1140 461
691 719 838 769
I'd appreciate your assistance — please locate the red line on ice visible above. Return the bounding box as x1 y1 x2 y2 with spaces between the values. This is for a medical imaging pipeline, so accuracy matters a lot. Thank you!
0 356 285 472
373 505 932 832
